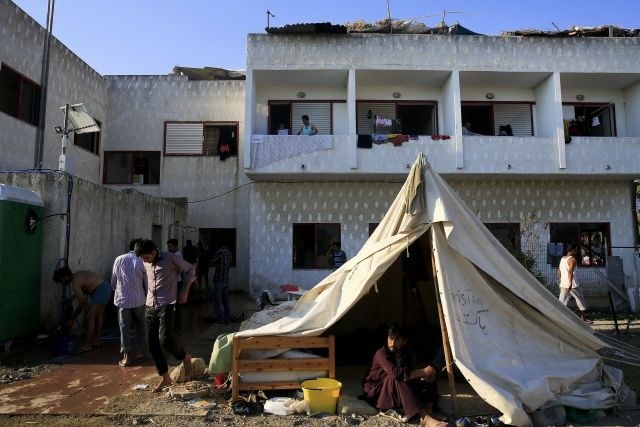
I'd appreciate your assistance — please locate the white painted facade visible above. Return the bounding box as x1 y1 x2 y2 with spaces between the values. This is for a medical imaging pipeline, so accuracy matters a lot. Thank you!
2 0 639 305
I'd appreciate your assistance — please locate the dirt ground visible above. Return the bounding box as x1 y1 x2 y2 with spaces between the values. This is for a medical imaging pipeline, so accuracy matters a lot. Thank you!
2 316 640 426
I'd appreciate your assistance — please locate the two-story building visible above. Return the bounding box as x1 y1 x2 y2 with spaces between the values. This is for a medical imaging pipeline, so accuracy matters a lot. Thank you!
2 0 639 307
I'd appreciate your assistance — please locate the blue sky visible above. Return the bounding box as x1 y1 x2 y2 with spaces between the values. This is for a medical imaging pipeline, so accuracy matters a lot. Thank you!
12 0 639 76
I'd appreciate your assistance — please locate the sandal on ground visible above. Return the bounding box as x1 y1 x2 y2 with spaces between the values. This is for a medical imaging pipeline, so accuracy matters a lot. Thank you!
118 359 131 367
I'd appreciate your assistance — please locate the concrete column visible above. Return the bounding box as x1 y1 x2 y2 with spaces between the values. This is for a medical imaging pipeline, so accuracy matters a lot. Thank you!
534 72 566 169
347 68 357 169
243 69 254 170
443 70 463 169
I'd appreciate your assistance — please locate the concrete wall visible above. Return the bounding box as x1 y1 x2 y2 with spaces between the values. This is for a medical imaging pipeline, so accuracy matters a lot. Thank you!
625 82 640 137
247 33 640 73
0 0 106 182
249 178 637 295
0 171 187 328
104 76 251 290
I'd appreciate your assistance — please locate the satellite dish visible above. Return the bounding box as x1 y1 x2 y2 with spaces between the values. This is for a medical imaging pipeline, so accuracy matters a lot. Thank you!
59 103 100 134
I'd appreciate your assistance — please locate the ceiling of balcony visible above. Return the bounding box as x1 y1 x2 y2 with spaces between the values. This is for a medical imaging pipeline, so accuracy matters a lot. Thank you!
355 70 451 87
560 73 640 90
460 71 551 88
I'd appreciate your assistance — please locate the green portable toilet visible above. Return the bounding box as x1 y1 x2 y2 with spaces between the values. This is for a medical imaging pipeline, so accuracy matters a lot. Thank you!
0 184 44 341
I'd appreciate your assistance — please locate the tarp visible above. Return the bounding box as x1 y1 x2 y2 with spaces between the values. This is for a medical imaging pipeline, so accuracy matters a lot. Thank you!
235 154 623 426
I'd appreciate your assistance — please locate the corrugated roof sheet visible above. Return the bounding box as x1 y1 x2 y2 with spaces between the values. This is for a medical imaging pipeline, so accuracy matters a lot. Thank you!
502 25 639 38
172 66 246 81
266 22 347 34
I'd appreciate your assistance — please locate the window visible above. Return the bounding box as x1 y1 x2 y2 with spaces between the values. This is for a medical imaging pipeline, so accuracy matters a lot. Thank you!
369 223 380 236
484 223 520 253
357 101 437 135
461 102 534 136
199 228 236 267
164 121 238 156
0 64 41 126
103 151 161 185
74 119 101 154
549 223 610 267
269 102 332 135
293 223 340 269
563 103 616 137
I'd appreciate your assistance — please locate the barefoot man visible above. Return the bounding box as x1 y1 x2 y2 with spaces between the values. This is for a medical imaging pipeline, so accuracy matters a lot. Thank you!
53 267 111 352
363 324 449 427
135 239 197 392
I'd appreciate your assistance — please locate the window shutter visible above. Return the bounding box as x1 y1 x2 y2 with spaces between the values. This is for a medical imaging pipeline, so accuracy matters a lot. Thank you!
493 104 533 136
291 103 331 135
165 122 204 154
357 103 396 134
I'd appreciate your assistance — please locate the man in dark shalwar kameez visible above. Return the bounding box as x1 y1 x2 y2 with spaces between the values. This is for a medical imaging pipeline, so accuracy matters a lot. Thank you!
363 324 448 427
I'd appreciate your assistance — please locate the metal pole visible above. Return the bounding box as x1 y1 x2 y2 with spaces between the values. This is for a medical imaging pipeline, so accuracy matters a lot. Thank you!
58 104 69 171
34 0 56 169
429 227 458 417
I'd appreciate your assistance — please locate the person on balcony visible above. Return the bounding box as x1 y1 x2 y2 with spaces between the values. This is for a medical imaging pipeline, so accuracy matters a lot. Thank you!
296 114 318 136
462 122 479 135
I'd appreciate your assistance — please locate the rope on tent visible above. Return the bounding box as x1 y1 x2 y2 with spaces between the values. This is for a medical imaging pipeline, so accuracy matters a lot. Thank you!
596 332 640 366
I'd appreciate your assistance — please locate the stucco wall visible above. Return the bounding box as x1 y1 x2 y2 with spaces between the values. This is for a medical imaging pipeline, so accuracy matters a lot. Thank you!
105 76 250 289
0 171 187 328
247 33 640 73
0 0 107 182
249 179 637 294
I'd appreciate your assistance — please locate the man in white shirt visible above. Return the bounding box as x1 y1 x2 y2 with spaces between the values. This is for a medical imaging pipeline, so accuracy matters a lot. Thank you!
111 238 147 366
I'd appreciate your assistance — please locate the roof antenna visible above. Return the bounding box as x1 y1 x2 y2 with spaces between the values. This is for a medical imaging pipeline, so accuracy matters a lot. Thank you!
386 0 393 34
266 10 275 29
551 22 561 31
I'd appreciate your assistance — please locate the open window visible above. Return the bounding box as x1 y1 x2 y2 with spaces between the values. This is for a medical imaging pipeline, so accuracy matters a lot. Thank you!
461 102 534 136
268 102 332 135
549 222 610 267
293 223 340 269
103 151 161 185
0 64 41 126
356 101 437 135
484 223 521 253
562 103 616 137
165 121 238 156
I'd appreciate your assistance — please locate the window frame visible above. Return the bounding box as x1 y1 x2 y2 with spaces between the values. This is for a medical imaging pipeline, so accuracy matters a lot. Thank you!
356 100 439 135
461 101 535 136
549 222 611 267
292 223 341 269
163 120 239 157
0 63 41 127
102 151 161 185
268 100 337 135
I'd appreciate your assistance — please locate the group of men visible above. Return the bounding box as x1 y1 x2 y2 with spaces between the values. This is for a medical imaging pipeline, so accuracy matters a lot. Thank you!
52 237 233 392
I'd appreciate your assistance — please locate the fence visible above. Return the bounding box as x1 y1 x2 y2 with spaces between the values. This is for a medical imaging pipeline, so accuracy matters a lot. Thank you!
517 245 640 311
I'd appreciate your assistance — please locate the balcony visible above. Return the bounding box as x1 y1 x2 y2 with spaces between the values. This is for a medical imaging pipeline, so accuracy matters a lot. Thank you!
247 134 640 180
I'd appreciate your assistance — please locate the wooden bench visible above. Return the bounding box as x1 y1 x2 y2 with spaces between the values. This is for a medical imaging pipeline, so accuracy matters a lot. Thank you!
231 335 335 402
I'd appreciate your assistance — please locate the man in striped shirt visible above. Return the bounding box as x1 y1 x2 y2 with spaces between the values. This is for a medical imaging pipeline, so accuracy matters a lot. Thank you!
209 245 232 324
111 238 147 367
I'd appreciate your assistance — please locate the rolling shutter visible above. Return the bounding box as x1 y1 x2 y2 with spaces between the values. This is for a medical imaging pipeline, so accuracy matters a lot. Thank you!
357 102 396 134
291 103 331 135
493 104 533 136
165 122 204 154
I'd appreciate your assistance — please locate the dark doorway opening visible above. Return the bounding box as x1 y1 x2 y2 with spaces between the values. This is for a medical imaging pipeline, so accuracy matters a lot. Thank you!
269 103 292 135
461 104 493 135
397 104 436 135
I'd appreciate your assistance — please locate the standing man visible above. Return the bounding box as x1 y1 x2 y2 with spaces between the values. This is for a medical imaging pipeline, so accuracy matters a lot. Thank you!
363 324 446 427
207 245 232 324
167 238 184 332
296 114 318 135
326 241 347 268
558 246 593 324
111 238 147 366
135 239 197 392
53 267 111 352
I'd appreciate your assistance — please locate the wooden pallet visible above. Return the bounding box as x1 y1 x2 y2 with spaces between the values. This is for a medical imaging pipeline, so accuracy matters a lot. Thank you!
231 335 335 401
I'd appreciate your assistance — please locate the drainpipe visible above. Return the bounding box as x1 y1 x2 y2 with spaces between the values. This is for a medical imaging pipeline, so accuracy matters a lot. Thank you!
34 0 56 169
64 173 73 263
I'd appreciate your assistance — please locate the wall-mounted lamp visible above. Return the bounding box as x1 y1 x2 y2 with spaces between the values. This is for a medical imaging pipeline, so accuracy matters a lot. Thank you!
485 93 495 100
296 91 306 99
392 92 401 99
576 94 585 101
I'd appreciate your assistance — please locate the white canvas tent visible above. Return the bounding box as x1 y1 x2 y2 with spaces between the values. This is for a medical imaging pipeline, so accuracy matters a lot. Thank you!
234 154 628 426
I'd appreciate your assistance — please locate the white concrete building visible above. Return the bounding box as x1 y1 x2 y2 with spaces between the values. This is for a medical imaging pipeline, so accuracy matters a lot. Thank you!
2 0 639 306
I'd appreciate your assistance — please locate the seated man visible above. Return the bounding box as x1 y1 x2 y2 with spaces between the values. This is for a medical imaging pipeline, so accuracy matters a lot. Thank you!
362 324 448 427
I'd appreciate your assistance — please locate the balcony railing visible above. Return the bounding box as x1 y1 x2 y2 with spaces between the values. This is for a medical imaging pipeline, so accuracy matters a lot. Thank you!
249 135 333 169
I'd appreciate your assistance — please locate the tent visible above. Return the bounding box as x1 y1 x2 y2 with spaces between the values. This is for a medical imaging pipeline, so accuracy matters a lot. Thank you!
231 154 629 426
